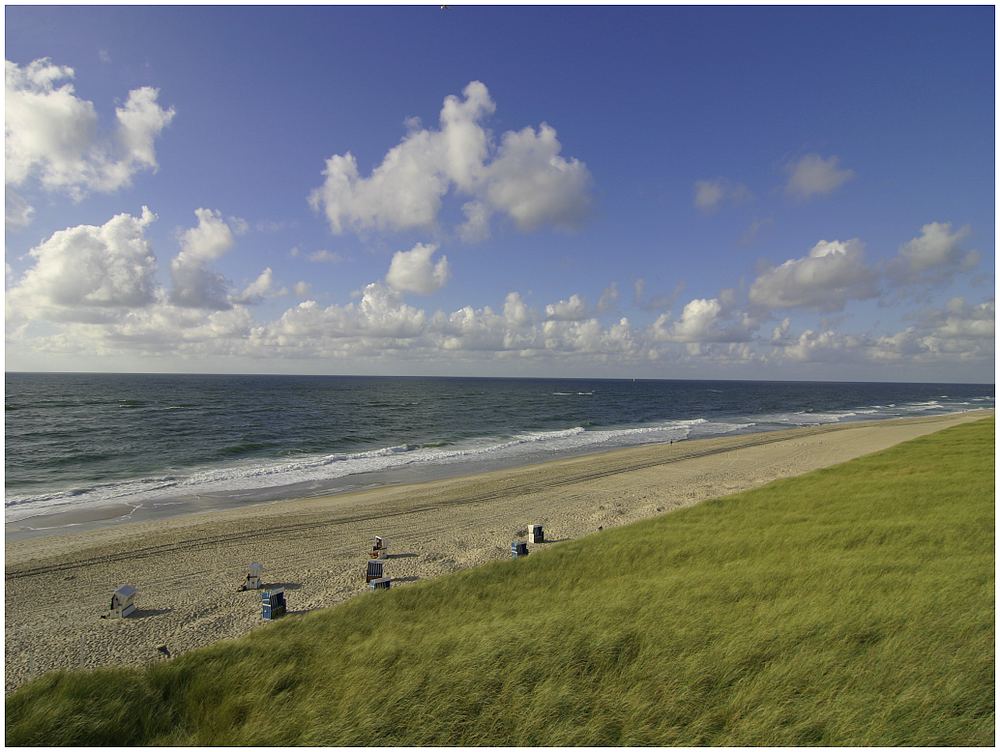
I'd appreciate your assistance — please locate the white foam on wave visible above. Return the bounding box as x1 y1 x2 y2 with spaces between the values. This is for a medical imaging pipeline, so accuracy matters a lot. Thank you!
755 410 858 425
6 394 991 523
5 418 740 522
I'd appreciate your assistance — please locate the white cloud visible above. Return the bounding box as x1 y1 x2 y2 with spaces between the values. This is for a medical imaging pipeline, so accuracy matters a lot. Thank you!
386 242 450 295
457 200 492 243
545 293 588 321
888 222 979 285
5 189 34 229
768 297 995 366
650 296 757 344
106 304 254 350
231 268 278 305
542 317 637 356
784 153 855 200
749 238 878 312
781 328 866 362
922 297 994 342
693 178 750 213
5 58 174 199
434 305 510 352
484 123 591 231
771 317 792 344
170 208 237 309
267 283 428 343
309 81 591 239
293 281 311 298
7 207 158 323
503 291 531 328
227 216 249 236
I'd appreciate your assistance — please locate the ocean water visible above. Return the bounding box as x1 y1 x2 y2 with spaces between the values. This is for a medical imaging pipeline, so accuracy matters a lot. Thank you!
5 373 993 527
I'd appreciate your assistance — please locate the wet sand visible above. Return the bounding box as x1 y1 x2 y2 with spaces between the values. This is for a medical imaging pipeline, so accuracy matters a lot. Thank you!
4 410 990 692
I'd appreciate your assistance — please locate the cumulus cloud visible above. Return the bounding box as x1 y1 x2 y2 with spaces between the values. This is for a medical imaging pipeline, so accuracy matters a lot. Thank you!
457 200 492 243
170 208 237 309
650 296 757 344
7 207 158 322
780 328 867 362
268 283 428 342
105 304 254 350
309 81 591 239
920 297 994 343
231 268 281 306
693 178 751 213
784 153 855 200
5 57 175 200
888 222 979 286
503 291 531 328
434 305 513 352
385 242 450 295
768 297 995 366
771 317 792 344
545 293 588 321
749 239 878 312
484 123 591 230
542 317 636 356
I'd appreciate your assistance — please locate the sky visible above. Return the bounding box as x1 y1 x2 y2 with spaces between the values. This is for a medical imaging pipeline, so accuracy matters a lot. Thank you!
4 5 995 382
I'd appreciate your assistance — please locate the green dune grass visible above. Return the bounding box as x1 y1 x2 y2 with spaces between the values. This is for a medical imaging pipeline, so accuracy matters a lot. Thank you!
6 417 994 746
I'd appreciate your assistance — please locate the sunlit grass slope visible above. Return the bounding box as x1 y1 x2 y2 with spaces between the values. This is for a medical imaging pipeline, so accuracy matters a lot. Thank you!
7 418 994 746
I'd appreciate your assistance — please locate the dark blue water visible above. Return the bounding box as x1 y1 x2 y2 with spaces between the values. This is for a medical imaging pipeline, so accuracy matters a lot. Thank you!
5 373 993 525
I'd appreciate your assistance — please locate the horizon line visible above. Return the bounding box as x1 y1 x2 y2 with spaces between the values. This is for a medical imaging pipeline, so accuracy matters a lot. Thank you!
4 370 995 387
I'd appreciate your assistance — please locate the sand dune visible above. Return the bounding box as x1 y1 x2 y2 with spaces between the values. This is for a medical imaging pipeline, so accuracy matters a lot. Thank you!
4 410 989 692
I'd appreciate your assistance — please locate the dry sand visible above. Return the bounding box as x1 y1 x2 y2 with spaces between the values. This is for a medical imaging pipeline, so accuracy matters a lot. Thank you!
4 410 990 692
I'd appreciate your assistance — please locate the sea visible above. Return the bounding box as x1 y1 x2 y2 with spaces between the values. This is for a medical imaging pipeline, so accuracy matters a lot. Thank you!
4 373 994 531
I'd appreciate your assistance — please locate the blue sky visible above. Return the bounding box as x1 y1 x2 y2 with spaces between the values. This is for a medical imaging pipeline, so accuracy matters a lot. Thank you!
5 5 995 381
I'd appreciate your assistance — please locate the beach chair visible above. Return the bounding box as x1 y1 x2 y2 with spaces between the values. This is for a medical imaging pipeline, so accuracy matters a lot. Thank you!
366 559 384 583
261 588 286 620
529 523 544 544
369 536 387 559
105 584 137 619
368 577 391 591
511 541 529 559
239 562 264 591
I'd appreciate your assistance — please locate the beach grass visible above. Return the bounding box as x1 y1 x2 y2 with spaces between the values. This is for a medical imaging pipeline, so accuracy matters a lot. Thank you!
6 417 994 746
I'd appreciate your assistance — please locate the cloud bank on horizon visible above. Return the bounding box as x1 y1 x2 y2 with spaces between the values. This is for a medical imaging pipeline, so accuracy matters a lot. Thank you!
4 7 994 382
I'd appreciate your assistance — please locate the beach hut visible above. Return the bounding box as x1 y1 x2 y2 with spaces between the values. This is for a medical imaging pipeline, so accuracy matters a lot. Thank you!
511 541 529 559
107 585 137 619
261 588 286 620
368 577 391 591
366 559 384 583
529 524 544 544
239 562 264 591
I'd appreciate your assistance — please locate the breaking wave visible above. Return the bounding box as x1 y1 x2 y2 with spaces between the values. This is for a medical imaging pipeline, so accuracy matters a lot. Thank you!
6 394 992 524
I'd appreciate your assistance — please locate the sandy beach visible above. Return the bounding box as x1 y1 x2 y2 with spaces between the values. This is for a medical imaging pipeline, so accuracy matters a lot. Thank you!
4 410 990 692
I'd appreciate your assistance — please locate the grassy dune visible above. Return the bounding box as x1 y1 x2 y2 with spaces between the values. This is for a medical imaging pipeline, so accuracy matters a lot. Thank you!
6 418 994 746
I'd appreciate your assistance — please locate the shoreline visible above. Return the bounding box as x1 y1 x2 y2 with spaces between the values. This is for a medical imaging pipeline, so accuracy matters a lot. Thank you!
6 406 991 541
4 409 991 692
